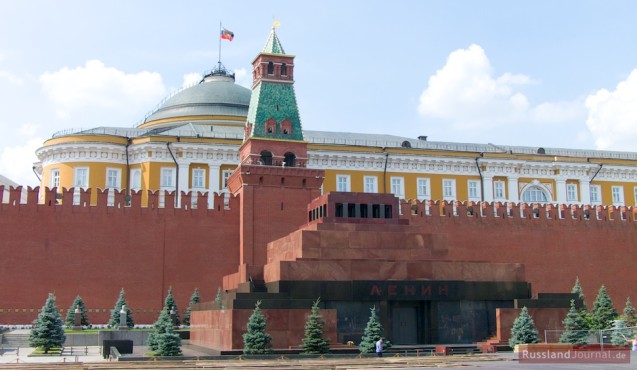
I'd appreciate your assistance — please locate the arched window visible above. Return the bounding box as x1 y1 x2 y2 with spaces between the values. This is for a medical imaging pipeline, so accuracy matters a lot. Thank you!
281 63 287 76
521 185 549 203
281 119 292 136
265 117 277 134
283 152 296 167
267 62 274 75
260 151 273 166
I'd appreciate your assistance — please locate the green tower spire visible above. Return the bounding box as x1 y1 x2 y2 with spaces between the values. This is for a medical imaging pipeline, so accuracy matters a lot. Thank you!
261 27 286 54
246 28 303 142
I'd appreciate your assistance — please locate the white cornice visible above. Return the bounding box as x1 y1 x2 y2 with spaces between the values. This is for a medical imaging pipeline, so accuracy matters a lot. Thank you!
38 142 127 166
36 141 637 183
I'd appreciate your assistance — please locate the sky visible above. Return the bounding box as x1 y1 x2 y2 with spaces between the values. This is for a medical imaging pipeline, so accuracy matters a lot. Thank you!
1 1 637 187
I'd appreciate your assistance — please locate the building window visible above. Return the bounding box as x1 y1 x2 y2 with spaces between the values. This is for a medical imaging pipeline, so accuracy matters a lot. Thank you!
566 183 578 202
159 168 175 208
364 176 377 193
74 167 89 189
281 63 287 76
522 186 548 203
105 168 120 206
73 167 89 205
105 168 121 189
160 168 175 188
417 178 430 200
390 177 404 199
267 61 274 75
442 179 456 200
192 168 205 189
612 186 624 205
222 170 233 189
130 169 142 191
493 181 505 200
590 185 601 204
336 175 350 192
468 180 480 201
50 169 60 189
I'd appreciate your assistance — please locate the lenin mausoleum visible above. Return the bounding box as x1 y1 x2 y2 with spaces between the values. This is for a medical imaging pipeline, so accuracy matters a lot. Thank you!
1 28 637 350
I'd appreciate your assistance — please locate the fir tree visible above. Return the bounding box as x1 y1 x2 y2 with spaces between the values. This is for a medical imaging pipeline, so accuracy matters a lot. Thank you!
301 298 330 354
108 288 134 328
243 301 273 354
64 295 90 328
571 276 587 311
589 285 618 330
509 307 540 347
148 306 182 356
559 300 589 345
29 293 66 353
164 287 180 327
359 306 392 353
621 297 636 327
610 319 631 346
183 288 200 327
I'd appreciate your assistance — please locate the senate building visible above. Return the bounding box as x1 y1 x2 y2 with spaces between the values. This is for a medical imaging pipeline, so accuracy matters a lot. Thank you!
1 27 636 350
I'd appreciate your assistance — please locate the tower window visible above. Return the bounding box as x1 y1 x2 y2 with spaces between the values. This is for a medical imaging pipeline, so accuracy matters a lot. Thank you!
265 117 277 134
281 63 287 76
281 119 292 136
260 151 273 166
284 152 296 167
267 62 274 75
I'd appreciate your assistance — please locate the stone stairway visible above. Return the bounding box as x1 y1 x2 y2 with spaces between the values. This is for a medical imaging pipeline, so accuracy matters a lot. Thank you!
1 331 31 348
476 335 511 352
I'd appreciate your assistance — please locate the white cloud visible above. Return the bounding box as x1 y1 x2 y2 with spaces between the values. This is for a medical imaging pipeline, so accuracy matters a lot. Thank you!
419 44 535 127
0 136 42 187
418 44 587 146
585 69 637 150
0 70 23 85
39 60 166 121
182 73 201 88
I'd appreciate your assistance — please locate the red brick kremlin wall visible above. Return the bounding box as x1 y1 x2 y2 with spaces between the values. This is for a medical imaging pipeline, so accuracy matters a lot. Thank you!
1 185 636 325
403 200 637 309
0 186 240 324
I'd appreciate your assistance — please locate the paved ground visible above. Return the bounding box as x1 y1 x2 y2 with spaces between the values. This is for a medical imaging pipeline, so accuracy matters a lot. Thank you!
1 330 635 369
1 348 636 369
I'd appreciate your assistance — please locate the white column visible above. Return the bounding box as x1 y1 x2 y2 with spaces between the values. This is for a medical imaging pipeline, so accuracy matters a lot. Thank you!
208 163 221 208
508 177 519 203
579 179 590 205
555 179 567 204
483 176 494 202
177 160 190 207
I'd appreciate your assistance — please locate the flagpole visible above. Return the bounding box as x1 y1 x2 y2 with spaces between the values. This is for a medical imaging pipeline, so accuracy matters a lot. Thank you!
218 21 222 70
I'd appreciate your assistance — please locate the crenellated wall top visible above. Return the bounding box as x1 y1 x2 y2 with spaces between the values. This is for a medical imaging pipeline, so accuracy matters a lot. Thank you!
401 199 637 224
0 185 239 214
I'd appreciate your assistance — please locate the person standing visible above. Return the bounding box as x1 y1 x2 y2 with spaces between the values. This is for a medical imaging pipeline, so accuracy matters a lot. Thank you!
375 337 384 357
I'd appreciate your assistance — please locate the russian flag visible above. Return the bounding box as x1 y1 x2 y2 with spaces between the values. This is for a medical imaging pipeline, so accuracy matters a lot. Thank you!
221 28 234 41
